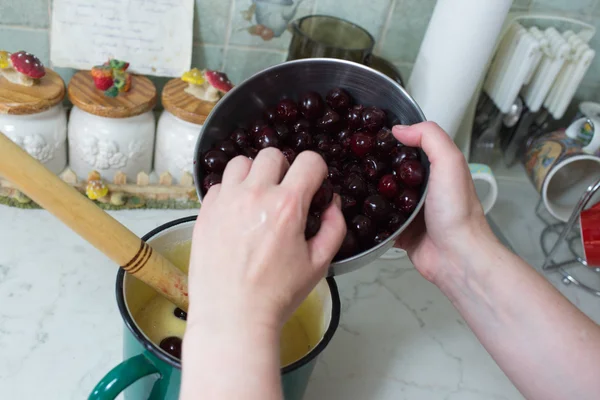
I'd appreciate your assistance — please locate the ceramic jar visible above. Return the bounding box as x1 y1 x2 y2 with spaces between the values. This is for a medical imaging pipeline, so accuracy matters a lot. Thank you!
67 71 157 182
154 78 216 183
0 69 67 175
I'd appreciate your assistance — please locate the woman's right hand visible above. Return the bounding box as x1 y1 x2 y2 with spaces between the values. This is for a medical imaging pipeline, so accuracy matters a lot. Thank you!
392 122 495 286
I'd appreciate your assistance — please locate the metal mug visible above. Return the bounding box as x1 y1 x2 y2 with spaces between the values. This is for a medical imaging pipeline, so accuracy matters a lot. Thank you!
89 216 341 400
193 58 429 276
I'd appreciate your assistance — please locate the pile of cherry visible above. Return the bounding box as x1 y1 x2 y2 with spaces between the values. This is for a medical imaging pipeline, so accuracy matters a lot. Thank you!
200 88 425 260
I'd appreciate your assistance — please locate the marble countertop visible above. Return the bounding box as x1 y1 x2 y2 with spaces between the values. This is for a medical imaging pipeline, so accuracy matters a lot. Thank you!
1 163 599 400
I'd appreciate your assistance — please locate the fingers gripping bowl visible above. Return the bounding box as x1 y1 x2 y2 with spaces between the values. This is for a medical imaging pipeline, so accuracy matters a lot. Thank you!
193 58 429 276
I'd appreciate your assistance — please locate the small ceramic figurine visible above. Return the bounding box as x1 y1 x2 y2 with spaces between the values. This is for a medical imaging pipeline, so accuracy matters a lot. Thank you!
67 59 157 182
154 68 234 183
0 50 67 175
242 0 304 40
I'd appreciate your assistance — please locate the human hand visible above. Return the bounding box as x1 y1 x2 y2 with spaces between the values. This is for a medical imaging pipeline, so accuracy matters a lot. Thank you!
187 148 346 333
393 122 494 286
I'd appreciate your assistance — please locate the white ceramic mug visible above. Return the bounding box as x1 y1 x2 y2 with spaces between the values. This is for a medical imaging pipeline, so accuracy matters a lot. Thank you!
565 117 600 155
525 130 600 222
381 162 498 259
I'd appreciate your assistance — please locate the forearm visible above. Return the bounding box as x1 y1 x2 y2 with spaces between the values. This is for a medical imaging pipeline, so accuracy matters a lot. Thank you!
440 225 600 400
180 313 282 400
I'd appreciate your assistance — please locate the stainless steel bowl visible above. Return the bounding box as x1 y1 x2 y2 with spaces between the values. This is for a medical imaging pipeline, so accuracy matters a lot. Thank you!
193 58 429 276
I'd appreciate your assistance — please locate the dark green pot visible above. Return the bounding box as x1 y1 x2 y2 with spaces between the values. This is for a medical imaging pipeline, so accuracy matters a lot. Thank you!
89 216 341 400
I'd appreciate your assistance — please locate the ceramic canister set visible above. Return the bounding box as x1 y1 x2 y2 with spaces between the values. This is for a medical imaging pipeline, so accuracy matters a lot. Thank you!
0 53 232 185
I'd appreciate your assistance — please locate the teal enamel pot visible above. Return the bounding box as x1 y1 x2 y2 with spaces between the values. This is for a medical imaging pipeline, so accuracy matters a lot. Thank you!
89 216 341 400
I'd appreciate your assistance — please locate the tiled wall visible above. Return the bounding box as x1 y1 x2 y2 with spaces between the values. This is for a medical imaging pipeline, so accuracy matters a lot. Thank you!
1 0 600 105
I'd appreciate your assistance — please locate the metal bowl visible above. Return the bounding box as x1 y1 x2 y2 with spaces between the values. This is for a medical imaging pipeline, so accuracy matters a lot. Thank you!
193 58 429 276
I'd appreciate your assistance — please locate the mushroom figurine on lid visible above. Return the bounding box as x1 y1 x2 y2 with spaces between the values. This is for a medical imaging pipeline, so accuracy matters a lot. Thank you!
0 50 45 86
181 68 233 102
154 68 234 184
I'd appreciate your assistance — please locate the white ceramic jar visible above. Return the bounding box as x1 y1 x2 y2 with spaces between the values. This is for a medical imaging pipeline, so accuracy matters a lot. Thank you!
0 104 67 174
68 107 155 181
154 110 202 183
67 71 157 182
0 69 67 175
153 77 215 183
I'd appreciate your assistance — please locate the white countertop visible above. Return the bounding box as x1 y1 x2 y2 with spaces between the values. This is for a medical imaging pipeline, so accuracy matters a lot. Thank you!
1 163 598 400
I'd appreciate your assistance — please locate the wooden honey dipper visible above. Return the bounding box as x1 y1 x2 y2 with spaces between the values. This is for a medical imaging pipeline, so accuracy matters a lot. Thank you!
0 132 189 310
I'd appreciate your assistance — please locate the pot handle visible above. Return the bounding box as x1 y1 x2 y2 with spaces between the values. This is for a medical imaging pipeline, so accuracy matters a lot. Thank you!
88 352 163 400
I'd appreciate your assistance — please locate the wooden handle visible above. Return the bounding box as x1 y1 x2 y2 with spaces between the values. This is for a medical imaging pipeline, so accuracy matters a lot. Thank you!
0 132 189 310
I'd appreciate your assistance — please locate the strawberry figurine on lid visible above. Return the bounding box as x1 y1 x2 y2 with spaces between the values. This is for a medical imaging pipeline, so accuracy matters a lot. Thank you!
91 58 132 97
0 50 45 86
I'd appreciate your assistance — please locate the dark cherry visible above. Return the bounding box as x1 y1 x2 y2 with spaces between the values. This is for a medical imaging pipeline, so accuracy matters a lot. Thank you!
264 107 277 124
328 159 342 170
388 211 407 231
276 98 299 123
367 183 378 195
250 119 267 137
202 173 222 193
202 150 229 173
293 119 311 134
337 129 353 149
374 231 391 244
350 133 374 158
311 180 334 212
378 174 399 199
217 140 238 158
305 213 321 239
316 109 341 133
363 194 390 221
290 132 313 152
350 214 375 244
397 159 424 187
346 105 364 131
343 174 367 200
299 91 324 120
274 123 291 142
335 230 359 260
375 127 396 155
231 128 250 150
362 106 386 132
395 187 420 214
328 166 343 185
254 126 280 149
329 143 343 160
341 195 358 215
343 160 363 177
391 147 419 170
160 336 182 359
326 88 352 112
174 307 187 321
244 147 259 160
314 134 332 153
281 147 296 164
363 156 386 181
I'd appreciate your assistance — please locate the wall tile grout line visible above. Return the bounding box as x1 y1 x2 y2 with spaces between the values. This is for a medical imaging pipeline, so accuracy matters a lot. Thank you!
227 44 287 55
220 0 237 72
374 0 398 55
0 24 49 32
47 0 53 68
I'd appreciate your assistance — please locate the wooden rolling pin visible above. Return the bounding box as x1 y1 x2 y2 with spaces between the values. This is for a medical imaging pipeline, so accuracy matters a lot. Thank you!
0 132 189 310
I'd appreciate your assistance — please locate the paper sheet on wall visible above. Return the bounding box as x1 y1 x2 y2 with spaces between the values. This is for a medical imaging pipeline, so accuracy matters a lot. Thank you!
50 0 194 77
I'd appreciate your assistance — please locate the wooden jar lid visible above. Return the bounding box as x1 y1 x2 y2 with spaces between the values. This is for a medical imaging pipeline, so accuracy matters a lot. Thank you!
0 69 66 115
68 70 157 118
162 78 216 125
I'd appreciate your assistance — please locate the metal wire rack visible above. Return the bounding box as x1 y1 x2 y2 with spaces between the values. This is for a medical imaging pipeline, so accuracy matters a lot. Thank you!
537 176 600 296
